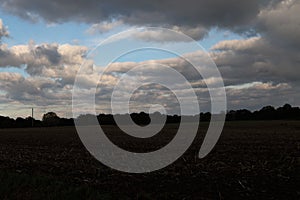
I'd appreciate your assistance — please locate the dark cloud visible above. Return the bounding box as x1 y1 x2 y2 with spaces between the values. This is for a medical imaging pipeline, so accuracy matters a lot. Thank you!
0 0 265 31
256 0 300 48
211 36 300 85
225 81 297 110
1 0 297 42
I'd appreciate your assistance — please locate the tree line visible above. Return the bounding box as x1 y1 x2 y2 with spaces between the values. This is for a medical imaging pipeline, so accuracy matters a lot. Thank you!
0 104 299 128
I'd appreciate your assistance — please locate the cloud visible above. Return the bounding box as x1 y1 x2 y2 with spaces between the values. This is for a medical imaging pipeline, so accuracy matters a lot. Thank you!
225 81 296 110
0 41 88 77
257 0 300 47
1 1 300 112
211 36 300 85
171 26 209 41
0 18 9 41
0 39 299 113
1 38 299 114
0 0 264 33
1 1 298 42
129 26 209 42
87 20 123 34
0 72 47 103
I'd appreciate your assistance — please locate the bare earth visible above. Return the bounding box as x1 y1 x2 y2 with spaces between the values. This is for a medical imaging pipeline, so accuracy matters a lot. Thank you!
0 121 299 199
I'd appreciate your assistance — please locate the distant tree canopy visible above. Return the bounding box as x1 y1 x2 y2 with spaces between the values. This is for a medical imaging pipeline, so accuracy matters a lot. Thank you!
0 104 299 128
42 112 60 127
226 104 300 121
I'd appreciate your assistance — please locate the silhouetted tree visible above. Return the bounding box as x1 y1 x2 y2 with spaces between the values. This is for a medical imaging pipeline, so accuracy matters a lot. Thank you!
42 112 60 126
0 116 14 128
1 103 300 128
254 105 277 120
200 112 211 121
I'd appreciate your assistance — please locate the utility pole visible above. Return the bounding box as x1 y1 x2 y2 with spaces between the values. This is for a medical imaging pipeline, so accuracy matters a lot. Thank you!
31 107 34 127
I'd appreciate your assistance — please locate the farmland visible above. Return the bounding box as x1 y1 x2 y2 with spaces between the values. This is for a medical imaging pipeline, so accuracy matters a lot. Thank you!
0 121 299 199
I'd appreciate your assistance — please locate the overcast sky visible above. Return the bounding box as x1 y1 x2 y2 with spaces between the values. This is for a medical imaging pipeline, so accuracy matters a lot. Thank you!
0 0 299 119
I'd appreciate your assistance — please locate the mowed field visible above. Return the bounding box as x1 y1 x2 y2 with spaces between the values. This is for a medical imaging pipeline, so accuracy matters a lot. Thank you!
0 121 299 199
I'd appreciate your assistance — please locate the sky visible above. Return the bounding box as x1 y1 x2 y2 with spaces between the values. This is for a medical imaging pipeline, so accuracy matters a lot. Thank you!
0 0 299 119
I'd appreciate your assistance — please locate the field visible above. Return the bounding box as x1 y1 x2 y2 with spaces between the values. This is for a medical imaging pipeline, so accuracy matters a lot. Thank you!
0 121 299 199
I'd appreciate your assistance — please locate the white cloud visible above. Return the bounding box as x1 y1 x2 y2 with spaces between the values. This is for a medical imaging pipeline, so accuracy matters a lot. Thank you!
0 41 88 77
0 19 9 40
86 20 123 34
131 26 208 42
